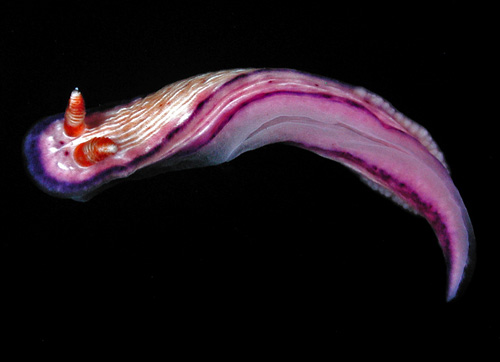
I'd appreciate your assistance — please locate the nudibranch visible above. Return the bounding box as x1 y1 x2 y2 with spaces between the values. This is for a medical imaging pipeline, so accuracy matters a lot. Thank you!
23 68 475 301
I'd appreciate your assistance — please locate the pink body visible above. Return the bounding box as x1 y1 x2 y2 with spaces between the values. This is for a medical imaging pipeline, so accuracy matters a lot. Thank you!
23 68 475 301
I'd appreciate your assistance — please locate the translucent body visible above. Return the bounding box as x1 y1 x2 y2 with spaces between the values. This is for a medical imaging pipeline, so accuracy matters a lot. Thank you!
23 69 475 301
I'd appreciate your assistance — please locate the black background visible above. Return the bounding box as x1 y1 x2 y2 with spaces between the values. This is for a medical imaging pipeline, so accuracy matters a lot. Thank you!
2 3 497 352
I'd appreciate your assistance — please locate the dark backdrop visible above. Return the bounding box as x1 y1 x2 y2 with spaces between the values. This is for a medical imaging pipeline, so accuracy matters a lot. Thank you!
2 3 497 352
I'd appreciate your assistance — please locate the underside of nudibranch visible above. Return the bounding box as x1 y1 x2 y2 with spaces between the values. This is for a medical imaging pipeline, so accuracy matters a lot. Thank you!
23 68 475 301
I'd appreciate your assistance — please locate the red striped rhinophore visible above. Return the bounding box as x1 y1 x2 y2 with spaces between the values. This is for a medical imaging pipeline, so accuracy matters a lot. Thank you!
64 89 86 137
73 137 118 167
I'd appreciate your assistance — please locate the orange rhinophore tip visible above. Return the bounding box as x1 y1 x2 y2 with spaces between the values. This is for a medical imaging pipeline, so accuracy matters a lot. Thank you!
74 137 118 167
64 89 86 137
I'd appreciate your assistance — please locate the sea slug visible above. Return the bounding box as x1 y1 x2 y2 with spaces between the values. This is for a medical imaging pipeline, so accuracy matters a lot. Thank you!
23 68 475 301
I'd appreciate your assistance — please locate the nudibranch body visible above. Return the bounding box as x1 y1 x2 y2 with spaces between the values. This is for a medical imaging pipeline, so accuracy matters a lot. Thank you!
23 68 474 301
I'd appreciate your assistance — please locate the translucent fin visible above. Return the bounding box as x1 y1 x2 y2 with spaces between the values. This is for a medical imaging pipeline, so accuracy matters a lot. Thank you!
359 175 419 215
